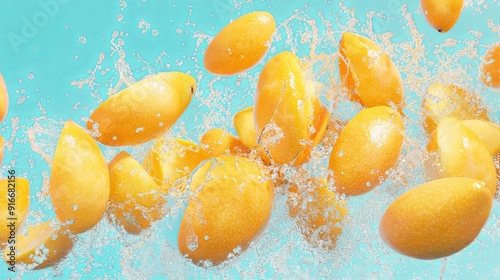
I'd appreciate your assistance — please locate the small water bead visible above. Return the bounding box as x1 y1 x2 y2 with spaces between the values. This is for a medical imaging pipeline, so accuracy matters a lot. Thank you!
152 29 159 36
117 14 124 22
27 73 35 80
79 36 87 44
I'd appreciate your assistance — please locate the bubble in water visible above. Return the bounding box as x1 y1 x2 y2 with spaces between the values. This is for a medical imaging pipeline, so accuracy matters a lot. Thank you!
79 36 87 44
187 234 198 251
117 14 124 22
27 72 35 80
152 29 159 36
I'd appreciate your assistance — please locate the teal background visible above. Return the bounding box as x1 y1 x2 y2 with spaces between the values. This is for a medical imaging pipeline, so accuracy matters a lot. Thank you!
0 0 499 278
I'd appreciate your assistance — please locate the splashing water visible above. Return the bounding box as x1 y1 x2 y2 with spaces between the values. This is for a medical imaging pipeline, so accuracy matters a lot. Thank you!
2 0 500 278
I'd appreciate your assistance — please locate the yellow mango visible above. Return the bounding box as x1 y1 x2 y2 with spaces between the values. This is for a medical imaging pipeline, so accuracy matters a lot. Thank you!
254 51 330 166
87 72 196 146
421 82 489 135
380 177 492 259
233 106 258 150
427 118 497 196
288 179 347 250
481 43 500 88
338 32 404 112
421 0 464 33
204 11 276 75
329 106 404 196
108 151 166 234
0 73 8 122
200 128 250 157
178 156 274 265
462 120 500 156
4 220 74 269
142 138 208 194
0 178 30 245
49 120 110 234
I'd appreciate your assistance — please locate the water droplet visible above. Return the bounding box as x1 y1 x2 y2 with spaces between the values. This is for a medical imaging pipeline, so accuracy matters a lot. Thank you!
152 29 159 36
187 234 198 251
79 36 87 44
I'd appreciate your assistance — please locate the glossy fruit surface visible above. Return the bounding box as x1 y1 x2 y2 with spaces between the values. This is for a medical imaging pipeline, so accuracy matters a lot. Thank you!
288 179 347 250
4 221 74 269
87 72 196 146
338 32 404 112
462 120 500 156
204 11 276 75
427 118 497 196
142 138 208 194
108 151 166 234
50 120 110 234
200 128 249 157
0 178 30 245
421 82 489 135
0 73 8 122
421 0 464 32
380 177 492 259
329 106 404 196
254 51 329 166
480 43 500 88
178 156 274 265
234 106 258 150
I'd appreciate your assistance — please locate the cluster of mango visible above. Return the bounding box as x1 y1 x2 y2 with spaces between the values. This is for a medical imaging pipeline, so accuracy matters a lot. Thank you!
0 1 499 271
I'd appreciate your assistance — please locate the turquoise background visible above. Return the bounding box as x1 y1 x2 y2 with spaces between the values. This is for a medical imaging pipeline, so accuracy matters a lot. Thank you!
0 0 499 278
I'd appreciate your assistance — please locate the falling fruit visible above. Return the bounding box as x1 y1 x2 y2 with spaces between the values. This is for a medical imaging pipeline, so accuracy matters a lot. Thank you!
480 43 500 88
380 177 492 259
254 51 330 166
338 32 404 113
233 106 258 150
329 106 404 196
427 118 497 196
462 120 500 156
87 72 196 146
0 178 30 245
204 11 276 75
108 151 166 234
421 0 464 33
421 82 489 135
200 128 250 157
0 73 8 122
49 120 110 234
3 221 74 269
178 156 274 265
288 178 347 250
142 138 208 194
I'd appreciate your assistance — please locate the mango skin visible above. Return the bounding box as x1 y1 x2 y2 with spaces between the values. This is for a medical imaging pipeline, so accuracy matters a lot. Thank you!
49 120 110 234
178 156 274 265
427 118 497 196
380 177 492 259
0 73 8 122
254 51 330 166
338 32 404 113
421 82 489 135
204 11 276 75
462 120 500 156
87 72 196 146
233 106 258 150
4 221 74 269
421 0 464 33
329 106 404 196
200 128 250 157
108 151 166 234
288 179 347 250
481 43 500 88
0 178 30 245
142 138 208 194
